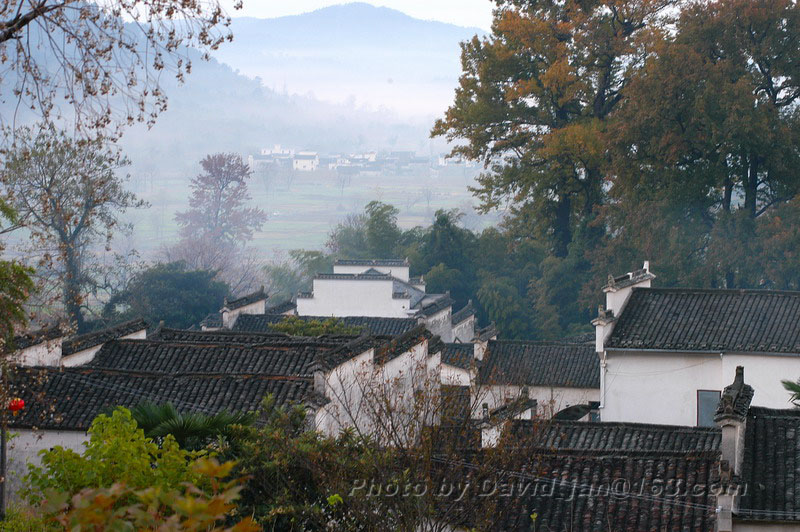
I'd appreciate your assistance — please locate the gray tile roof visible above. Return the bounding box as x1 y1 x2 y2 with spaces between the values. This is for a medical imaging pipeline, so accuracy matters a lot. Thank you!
148 327 293 344
224 287 267 310
739 407 800 522
482 449 720 531
607 288 800 353
264 300 297 315
87 339 325 376
513 419 721 452
9 329 364 431
441 343 474 370
200 312 223 328
334 259 408 267
62 319 148 356
233 314 419 337
417 294 454 317
13 325 64 350
11 368 311 431
478 340 599 389
451 302 475 326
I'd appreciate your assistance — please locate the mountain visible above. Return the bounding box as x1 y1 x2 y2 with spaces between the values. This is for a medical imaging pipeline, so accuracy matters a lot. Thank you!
212 3 486 117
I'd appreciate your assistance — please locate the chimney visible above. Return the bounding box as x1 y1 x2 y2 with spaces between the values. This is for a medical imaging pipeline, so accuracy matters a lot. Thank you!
602 261 656 317
593 261 656 353
715 366 751 477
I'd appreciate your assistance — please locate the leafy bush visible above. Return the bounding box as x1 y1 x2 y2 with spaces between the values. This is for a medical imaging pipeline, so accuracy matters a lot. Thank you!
271 316 363 336
0 506 56 531
41 458 259 531
23 407 202 504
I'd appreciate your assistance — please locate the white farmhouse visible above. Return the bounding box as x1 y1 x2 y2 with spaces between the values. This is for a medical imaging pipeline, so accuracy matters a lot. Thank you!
296 259 475 343
594 262 800 427
292 152 319 172
11 319 148 367
201 287 268 331
473 339 600 446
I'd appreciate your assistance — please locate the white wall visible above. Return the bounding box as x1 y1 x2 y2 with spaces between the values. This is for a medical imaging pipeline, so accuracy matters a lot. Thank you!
601 351 800 426
7 429 88 503
424 308 453 343
223 300 267 329
297 278 410 318
315 340 440 445
14 340 62 367
452 316 475 343
333 264 410 282
441 364 470 387
472 385 600 421
61 329 147 367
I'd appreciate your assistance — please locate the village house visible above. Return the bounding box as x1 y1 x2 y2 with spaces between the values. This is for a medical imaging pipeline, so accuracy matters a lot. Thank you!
292 151 319 172
471 368 800 531
11 319 148 367
296 258 475 342
7 325 448 498
201 287 268 330
593 262 800 427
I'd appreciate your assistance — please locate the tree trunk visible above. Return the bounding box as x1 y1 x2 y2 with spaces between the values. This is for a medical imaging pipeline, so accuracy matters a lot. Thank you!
723 175 733 213
743 155 759 218
63 243 85 332
552 194 572 258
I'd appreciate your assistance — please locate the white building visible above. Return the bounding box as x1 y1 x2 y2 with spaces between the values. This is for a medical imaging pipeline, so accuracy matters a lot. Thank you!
594 262 800 427
292 152 319 172
472 339 600 446
12 319 148 368
201 288 269 331
296 259 475 343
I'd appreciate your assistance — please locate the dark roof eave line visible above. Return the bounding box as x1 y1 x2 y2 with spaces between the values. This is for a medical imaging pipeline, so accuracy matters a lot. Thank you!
605 347 800 357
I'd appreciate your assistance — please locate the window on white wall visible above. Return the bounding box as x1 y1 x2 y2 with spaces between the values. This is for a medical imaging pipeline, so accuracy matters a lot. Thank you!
697 390 721 427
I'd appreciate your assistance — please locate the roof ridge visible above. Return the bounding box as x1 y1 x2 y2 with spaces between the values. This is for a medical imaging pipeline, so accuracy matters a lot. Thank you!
40 366 314 380
489 339 595 347
632 286 800 297
546 420 722 432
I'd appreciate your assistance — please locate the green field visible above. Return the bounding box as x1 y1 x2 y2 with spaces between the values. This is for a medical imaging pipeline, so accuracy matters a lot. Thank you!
126 167 500 257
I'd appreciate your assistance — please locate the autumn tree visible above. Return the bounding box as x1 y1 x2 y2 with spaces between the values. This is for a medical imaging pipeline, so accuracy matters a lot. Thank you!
2 127 144 331
433 0 675 257
176 153 266 246
169 153 266 293
0 0 239 137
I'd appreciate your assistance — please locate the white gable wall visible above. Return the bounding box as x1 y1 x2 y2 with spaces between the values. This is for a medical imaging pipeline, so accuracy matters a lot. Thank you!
601 351 800 426
15 340 62 367
297 278 410 318
424 307 453 343
333 264 410 282
222 300 267 329
472 384 600 421
315 340 440 445
61 329 147 367
452 315 476 343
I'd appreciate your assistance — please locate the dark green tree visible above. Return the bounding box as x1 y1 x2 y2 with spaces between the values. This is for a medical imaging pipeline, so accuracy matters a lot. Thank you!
130 402 256 451
103 262 229 329
363 201 402 259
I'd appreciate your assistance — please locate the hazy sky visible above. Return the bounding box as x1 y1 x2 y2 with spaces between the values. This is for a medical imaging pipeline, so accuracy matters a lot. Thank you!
223 1 494 30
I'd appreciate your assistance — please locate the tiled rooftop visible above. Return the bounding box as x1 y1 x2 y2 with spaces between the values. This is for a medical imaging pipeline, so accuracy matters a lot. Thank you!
608 288 800 353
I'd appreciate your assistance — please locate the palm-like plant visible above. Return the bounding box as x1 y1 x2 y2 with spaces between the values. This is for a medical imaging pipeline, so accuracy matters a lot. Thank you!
130 402 256 451
782 379 800 407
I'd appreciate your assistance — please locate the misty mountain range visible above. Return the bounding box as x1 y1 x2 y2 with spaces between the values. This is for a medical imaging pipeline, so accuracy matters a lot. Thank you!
117 2 484 175
213 3 485 117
